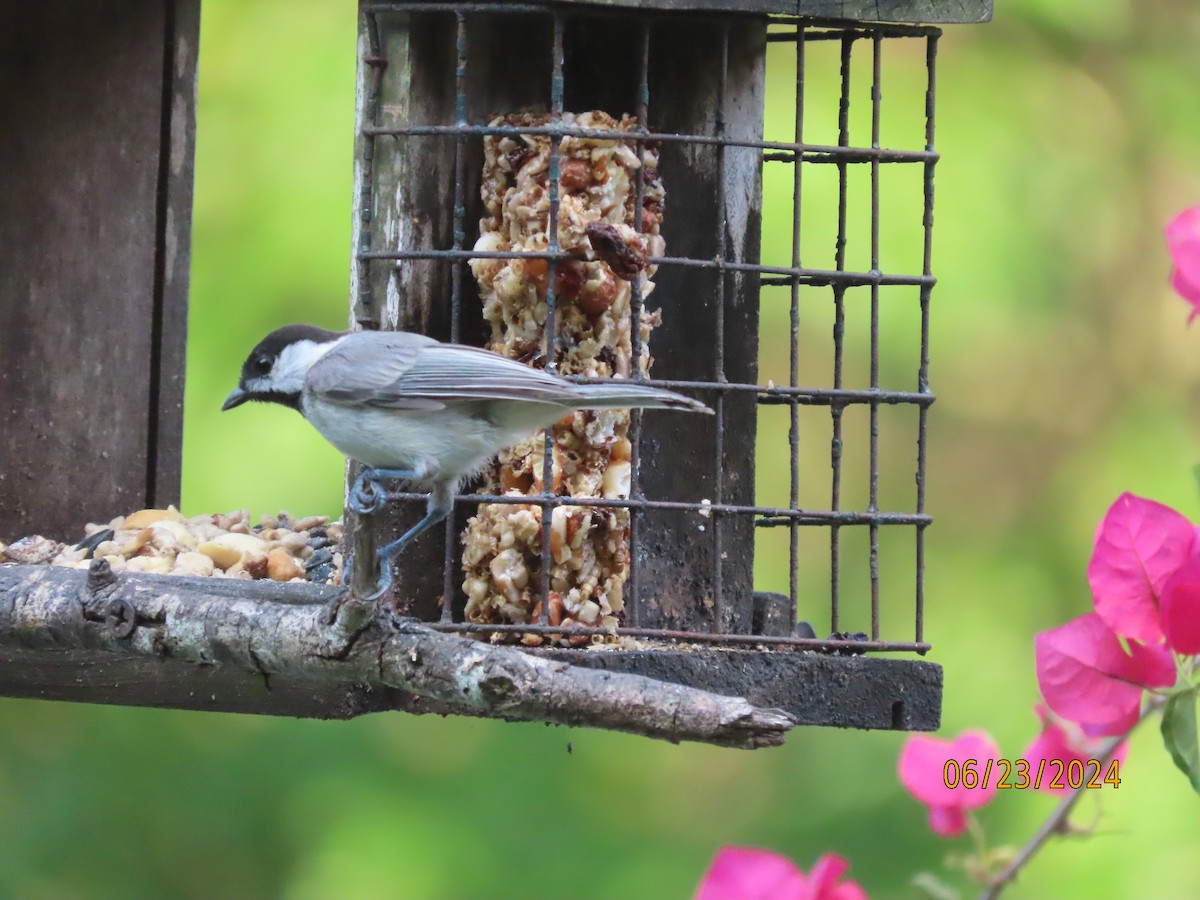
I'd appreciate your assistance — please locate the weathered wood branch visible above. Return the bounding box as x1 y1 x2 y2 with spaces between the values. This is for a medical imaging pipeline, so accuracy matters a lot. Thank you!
0 562 794 748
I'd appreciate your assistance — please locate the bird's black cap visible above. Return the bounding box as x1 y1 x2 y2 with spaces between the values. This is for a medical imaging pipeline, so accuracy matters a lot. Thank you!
223 324 342 411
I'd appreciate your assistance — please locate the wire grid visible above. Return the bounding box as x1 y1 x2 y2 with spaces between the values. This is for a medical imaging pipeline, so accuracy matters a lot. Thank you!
354 2 938 655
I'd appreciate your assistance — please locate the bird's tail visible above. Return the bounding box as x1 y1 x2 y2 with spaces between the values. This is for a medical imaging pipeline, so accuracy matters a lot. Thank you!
570 381 713 414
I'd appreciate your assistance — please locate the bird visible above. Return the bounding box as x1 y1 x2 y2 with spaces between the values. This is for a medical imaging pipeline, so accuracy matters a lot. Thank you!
222 324 712 598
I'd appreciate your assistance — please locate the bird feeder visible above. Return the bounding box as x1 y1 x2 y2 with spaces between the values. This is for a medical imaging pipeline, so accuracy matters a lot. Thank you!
0 0 990 738
346 0 991 730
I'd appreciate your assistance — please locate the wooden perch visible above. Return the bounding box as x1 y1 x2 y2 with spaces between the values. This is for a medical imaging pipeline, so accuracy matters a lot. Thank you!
0 561 794 749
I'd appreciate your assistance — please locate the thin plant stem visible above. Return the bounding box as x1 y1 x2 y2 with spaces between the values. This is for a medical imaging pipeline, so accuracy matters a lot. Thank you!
977 697 1164 900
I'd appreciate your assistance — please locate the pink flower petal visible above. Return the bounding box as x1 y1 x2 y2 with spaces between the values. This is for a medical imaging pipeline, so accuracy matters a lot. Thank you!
695 847 807 900
1022 705 1129 793
898 731 999 809
927 805 967 838
1160 554 1200 655
898 735 957 807
1087 493 1193 642
803 854 869 900
1166 206 1200 244
1035 613 1176 733
1166 207 1200 319
899 730 999 839
1024 721 1071 765
805 854 849 888
1079 710 1139 738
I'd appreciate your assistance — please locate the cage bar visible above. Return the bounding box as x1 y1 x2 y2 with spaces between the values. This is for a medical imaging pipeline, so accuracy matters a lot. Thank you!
787 24 805 632
829 33 852 633
916 33 938 643
869 34 882 639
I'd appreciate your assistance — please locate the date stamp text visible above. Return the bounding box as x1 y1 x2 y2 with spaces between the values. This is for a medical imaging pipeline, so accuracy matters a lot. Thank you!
943 758 1122 791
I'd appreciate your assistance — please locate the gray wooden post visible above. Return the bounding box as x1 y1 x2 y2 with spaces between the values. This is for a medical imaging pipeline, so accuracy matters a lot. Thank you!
0 0 198 540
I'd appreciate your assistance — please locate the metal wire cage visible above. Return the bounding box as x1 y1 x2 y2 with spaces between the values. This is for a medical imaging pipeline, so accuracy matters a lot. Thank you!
348 0 988 729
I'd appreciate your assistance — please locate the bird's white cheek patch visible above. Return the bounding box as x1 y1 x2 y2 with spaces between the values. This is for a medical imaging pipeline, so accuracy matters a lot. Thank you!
273 340 337 394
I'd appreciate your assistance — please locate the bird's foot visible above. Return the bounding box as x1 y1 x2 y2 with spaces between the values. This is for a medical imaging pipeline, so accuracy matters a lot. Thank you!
348 471 386 516
348 466 429 516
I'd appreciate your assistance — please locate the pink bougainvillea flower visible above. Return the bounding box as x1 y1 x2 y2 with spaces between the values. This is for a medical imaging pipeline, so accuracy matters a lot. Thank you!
694 848 805 900
1035 612 1176 735
1022 704 1129 794
693 847 867 900
803 855 868 900
898 730 999 838
1160 553 1200 655
1087 493 1193 644
1166 206 1200 321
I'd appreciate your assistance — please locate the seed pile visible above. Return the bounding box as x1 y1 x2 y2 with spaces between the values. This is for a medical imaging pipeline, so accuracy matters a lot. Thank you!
0 507 344 585
463 110 666 644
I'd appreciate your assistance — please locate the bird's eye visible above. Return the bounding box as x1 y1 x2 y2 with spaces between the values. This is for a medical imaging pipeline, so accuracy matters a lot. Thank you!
252 355 272 376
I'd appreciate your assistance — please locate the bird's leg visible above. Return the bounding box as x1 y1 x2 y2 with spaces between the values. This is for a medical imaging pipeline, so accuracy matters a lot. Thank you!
365 483 454 601
347 463 437 515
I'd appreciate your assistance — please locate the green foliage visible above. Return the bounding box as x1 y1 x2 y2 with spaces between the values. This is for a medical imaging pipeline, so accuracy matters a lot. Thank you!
1161 691 1200 794
4 1 1200 898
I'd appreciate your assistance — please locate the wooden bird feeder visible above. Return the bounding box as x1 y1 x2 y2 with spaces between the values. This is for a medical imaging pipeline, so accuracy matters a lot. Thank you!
0 0 991 746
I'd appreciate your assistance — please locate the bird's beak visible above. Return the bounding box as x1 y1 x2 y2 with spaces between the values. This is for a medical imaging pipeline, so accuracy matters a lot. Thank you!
222 387 249 411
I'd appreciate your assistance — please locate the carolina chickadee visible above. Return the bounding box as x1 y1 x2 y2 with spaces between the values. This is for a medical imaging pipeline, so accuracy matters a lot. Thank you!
223 325 711 596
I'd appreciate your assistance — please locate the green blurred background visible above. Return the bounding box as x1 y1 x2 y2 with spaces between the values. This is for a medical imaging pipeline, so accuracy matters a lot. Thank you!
4 1 1200 897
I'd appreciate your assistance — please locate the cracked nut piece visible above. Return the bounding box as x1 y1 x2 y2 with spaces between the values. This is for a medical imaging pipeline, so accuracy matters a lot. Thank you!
489 548 529 604
559 158 593 192
242 553 270 580
267 547 304 582
124 507 188 529
2 535 64 565
125 555 173 575
575 265 619 317
148 521 198 553
172 551 215 578
198 533 268 571
601 460 631 500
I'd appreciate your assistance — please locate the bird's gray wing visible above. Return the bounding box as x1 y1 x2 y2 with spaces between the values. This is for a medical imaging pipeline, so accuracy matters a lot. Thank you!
396 342 582 405
306 331 577 409
305 331 446 410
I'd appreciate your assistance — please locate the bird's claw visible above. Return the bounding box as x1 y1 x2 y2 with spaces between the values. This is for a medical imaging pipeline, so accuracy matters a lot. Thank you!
348 471 386 515
340 550 394 601
363 555 394 601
